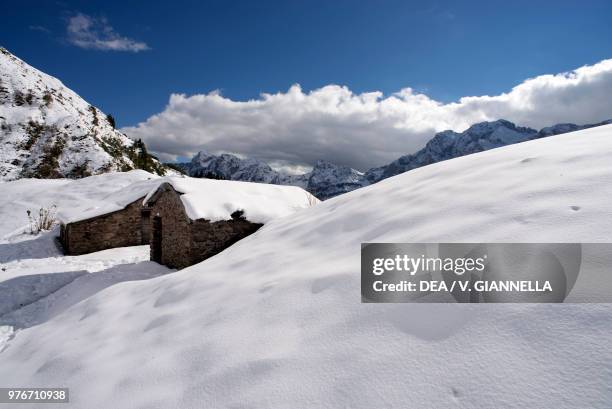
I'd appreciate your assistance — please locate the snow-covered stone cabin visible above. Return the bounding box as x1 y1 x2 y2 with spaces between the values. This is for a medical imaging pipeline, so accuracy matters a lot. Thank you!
60 176 317 269
59 178 161 255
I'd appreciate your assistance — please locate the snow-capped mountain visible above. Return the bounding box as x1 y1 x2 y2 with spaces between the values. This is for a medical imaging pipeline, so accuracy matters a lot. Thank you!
0 47 165 181
180 118 611 199
304 160 364 199
181 151 363 200
363 118 610 183
535 120 612 138
186 151 281 184
363 119 538 183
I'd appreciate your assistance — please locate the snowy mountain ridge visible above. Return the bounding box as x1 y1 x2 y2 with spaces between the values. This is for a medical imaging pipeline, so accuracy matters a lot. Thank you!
180 118 612 199
363 118 612 183
181 151 364 200
0 47 165 181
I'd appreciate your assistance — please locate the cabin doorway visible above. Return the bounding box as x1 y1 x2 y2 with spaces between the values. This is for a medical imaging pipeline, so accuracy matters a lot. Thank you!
151 216 162 263
141 209 151 245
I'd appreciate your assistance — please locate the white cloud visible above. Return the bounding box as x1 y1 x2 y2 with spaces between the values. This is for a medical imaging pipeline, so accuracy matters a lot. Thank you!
67 13 150 52
122 59 612 170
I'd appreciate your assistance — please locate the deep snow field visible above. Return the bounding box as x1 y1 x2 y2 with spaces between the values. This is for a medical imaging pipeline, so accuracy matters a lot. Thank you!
0 170 171 354
1 125 612 408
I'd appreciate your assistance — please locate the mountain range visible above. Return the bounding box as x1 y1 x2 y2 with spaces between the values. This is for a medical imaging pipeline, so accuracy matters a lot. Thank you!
175 152 364 200
0 47 165 181
175 118 612 199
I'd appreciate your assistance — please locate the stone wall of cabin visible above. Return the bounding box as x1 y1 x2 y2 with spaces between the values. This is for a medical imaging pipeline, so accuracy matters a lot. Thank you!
147 186 192 269
61 182 265 267
61 198 144 255
189 218 262 267
147 184 263 269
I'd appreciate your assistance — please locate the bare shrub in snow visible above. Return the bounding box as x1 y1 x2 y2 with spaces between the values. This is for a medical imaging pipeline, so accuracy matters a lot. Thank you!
26 205 58 234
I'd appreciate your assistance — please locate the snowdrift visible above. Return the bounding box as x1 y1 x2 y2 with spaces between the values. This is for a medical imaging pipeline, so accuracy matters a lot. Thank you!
1 125 612 408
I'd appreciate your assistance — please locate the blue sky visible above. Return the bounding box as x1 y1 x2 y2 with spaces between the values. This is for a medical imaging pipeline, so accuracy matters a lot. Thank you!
2 0 612 168
2 0 611 127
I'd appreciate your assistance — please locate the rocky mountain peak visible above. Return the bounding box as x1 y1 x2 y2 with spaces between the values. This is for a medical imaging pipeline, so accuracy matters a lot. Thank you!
180 152 364 200
364 119 539 183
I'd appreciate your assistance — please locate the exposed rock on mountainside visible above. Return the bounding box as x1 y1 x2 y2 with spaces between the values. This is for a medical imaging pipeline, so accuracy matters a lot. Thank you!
180 152 363 200
0 47 165 181
186 151 281 183
534 120 612 138
363 119 538 183
304 160 364 199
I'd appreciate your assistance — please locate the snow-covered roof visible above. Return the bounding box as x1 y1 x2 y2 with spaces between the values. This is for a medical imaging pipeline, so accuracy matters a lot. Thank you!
64 177 163 223
145 177 317 224
67 175 318 224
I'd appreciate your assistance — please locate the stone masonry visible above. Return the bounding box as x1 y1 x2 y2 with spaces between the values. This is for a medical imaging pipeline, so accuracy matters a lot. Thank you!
146 184 192 269
189 216 262 267
146 183 262 269
61 182 263 269
60 198 147 255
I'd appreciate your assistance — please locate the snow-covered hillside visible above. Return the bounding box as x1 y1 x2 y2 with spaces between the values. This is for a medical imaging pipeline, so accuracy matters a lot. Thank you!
0 47 165 181
1 125 612 408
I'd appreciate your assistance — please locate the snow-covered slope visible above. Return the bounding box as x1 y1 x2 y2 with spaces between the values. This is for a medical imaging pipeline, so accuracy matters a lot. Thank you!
1 125 612 408
0 47 165 181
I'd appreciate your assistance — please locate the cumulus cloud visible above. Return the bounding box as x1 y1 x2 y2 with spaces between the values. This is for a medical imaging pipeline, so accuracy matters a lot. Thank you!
122 59 612 170
66 13 150 52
